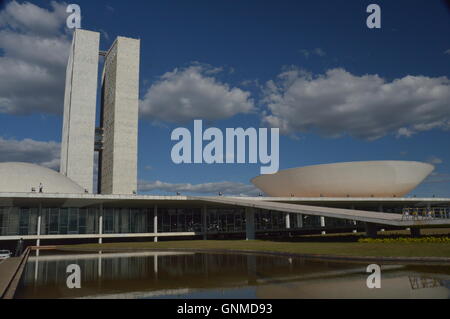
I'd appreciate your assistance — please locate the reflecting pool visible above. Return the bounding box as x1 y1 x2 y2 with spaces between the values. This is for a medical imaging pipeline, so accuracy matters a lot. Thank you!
15 250 450 299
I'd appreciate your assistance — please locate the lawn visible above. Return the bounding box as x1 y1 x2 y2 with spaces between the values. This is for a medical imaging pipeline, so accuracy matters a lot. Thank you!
60 239 450 258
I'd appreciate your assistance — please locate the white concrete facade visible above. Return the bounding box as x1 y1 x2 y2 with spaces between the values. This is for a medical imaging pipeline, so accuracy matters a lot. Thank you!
100 36 140 195
60 29 100 193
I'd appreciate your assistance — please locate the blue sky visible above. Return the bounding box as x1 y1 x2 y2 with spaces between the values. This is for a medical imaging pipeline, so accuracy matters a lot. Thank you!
0 0 449 196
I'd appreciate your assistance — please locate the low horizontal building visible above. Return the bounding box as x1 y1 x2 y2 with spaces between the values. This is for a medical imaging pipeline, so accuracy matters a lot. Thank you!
1 162 450 246
1 189 450 247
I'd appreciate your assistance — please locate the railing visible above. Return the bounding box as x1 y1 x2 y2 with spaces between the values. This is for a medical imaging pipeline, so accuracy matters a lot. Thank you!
402 208 450 221
0 247 30 299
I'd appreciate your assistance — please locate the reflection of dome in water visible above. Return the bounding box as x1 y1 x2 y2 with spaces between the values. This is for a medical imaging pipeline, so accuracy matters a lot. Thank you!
0 162 85 194
251 161 434 197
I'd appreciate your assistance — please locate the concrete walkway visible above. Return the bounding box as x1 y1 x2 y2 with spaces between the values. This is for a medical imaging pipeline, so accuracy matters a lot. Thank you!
0 257 22 298
0 249 30 299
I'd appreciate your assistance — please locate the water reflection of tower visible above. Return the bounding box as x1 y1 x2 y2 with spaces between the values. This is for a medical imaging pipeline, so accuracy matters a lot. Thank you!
247 255 257 285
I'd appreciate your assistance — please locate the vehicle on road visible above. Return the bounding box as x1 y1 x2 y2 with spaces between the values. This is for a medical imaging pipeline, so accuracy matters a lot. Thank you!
0 250 12 259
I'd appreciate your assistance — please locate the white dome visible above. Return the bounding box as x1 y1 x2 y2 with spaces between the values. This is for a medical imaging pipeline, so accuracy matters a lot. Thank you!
0 162 85 194
251 161 434 198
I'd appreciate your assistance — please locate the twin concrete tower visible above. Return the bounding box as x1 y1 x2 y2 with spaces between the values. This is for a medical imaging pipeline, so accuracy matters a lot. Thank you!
60 29 140 195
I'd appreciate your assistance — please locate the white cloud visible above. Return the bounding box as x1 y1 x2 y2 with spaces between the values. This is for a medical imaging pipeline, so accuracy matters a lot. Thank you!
99 29 109 41
0 0 67 36
0 136 60 169
299 48 326 58
426 156 443 165
263 67 450 140
445 49 450 55
240 79 261 89
313 48 326 56
0 0 71 115
396 127 414 138
138 180 261 196
139 64 255 123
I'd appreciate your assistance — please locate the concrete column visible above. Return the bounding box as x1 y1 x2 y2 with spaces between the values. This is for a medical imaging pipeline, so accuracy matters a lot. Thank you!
285 213 291 229
34 254 39 280
320 216 326 235
98 203 103 244
410 227 421 237
378 205 385 232
296 214 303 228
98 251 102 277
365 222 378 238
202 205 207 240
154 205 158 242
426 203 431 219
36 203 42 247
351 205 357 233
245 207 255 240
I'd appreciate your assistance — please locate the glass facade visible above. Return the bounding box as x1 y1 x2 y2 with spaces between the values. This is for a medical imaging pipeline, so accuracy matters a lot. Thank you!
0 207 38 236
40 208 99 235
255 210 286 230
323 217 357 228
0 205 371 238
157 208 202 233
206 207 245 232
103 208 153 234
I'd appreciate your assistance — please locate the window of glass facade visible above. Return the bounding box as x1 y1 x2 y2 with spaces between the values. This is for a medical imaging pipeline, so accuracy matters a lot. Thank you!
102 208 153 234
19 208 38 235
158 208 202 233
40 207 99 235
206 208 245 232
0 207 38 236
255 209 286 231
324 217 355 228
302 215 321 228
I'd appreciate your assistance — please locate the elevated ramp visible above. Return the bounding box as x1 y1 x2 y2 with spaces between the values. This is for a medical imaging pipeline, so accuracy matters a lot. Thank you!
193 197 450 227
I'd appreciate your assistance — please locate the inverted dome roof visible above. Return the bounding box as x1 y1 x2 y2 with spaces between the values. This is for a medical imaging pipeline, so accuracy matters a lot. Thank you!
0 162 85 194
251 161 434 198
